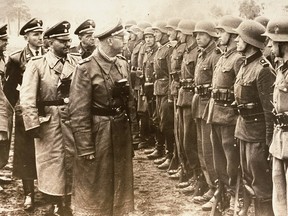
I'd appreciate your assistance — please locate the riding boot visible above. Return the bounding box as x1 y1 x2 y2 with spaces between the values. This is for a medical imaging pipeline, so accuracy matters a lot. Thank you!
22 179 34 211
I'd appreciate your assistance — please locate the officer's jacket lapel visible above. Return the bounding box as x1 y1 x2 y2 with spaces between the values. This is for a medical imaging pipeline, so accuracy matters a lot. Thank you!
60 55 75 80
46 51 63 74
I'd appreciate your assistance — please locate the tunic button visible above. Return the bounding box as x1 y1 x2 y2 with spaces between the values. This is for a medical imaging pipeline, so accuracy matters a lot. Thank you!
224 104 227 107
284 88 287 92
254 118 258 121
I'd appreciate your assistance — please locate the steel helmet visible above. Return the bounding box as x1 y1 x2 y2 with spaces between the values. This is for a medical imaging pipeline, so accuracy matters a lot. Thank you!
166 18 181 30
234 20 266 49
137 21 151 31
215 15 243 34
127 25 142 34
176 19 196 35
143 27 154 36
152 21 168 34
262 17 288 42
193 20 218 38
254 16 270 28
125 20 137 29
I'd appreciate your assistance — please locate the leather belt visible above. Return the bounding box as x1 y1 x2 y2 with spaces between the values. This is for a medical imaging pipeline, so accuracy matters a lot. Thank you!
37 98 69 106
180 79 195 90
273 109 288 129
194 84 211 97
91 107 123 116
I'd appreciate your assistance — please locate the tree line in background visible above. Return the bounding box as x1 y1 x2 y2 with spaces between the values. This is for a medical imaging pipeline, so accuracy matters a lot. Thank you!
0 0 287 36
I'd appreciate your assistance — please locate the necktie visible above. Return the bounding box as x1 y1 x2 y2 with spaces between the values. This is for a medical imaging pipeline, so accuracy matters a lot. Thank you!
35 50 39 56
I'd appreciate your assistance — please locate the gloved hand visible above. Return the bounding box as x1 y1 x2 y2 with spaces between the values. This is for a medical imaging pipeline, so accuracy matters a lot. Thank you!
27 127 41 138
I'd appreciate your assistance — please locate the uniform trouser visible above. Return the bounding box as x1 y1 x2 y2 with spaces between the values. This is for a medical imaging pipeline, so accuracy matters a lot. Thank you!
239 140 272 199
196 118 217 188
272 157 288 216
169 97 180 170
155 95 174 157
211 124 240 193
178 106 199 179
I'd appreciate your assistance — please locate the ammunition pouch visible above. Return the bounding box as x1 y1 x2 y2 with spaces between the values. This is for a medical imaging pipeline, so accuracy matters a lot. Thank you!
194 84 211 97
272 109 288 130
211 88 234 102
143 82 154 99
180 79 195 91
170 71 180 82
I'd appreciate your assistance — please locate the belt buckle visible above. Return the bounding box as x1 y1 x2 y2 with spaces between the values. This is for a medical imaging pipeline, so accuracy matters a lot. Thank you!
63 98 70 104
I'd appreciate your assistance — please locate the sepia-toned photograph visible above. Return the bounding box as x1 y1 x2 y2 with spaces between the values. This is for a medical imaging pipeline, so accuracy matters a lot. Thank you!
0 0 287 215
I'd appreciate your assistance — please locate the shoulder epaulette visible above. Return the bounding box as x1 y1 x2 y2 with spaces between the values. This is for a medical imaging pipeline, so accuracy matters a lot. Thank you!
259 58 269 67
9 49 21 57
78 56 91 65
116 54 127 61
31 56 43 61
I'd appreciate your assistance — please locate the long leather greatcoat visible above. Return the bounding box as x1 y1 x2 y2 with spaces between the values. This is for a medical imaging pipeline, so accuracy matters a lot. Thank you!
4 46 45 179
0 56 13 169
69 48 134 216
20 51 81 195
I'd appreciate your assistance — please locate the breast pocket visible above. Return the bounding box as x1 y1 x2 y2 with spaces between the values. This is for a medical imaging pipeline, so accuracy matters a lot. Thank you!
276 83 288 113
217 65 235 88
198 64 212 84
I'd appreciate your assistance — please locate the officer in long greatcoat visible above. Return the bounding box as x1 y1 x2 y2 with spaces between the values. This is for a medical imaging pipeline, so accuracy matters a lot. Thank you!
4 18 45 211
20 21 81 215
0 24 13 191
69 20 134 216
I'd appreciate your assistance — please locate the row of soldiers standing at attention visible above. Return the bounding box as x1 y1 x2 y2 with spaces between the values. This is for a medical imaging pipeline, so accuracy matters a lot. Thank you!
124 15 288 216
0 17 135 216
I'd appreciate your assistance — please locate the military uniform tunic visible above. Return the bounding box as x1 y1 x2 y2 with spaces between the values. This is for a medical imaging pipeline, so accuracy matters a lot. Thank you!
207 47 244 190
70 43 96 59
270 61 288 215
234 51 274 199
176 42 199 179
192 41 220 187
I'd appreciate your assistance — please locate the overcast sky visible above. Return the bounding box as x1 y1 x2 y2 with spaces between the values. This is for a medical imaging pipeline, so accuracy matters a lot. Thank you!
24 0 287 28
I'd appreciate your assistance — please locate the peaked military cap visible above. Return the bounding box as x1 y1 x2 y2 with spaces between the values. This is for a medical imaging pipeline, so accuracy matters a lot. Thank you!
44 21 71 40
19 18 43 35
74 19 95 35
95 19 124 40
0 24 8 39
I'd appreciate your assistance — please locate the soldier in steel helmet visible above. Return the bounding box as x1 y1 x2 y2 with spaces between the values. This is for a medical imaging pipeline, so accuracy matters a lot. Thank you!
172 19 200 194
233 20 274 216
153 18 183 171
264 16 288 216
191 20 220 208
206 15 244 214
138 27 159 153
146 21 174 162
